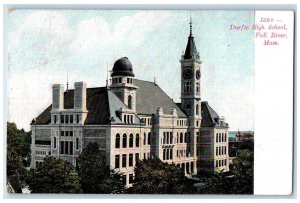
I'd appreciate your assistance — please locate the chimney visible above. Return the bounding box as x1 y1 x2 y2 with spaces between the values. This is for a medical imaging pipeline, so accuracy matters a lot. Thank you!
52 84 64 111
74 82 87 111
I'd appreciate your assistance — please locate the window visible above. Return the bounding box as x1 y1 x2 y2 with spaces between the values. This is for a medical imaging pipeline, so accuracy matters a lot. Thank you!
144 133 146 145
129 174 134 184
60 141 64 154
65 131 69 137
128 95 132 109
196 104 199 115
76 138 79 150
184 82 192 93
196 82 200 93
66 115 69 124
70 141 73 155
216 160 218 167
115 155 120 169
61 115 64 123
184 132 187 143
135 153 139 164
122 134 127 148
54 137 57 149
65 141 69 154
129 154 133 167
70 131 73 137
136 134 139 147
115 134 120 148
180 133 183 143
225 134 227 142
70 115 73 123
216 133 218 142
118 78 122 83
148 132 151 145
127 78 130 83
76 115 80 123
170 149 173 159
216 147 218 156
122 154 126 168
129 134 134 148
124 115 127 123
54 115 57 123
163 149 166 160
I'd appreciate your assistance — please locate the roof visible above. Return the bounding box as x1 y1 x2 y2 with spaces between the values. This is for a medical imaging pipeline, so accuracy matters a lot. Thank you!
201 101 228 128
133 79 186 117
35 79 187 125
184 32 200 60
34 81 226 127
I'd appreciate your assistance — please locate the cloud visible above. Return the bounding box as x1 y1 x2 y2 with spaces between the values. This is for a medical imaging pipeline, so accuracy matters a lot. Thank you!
8 10 172 130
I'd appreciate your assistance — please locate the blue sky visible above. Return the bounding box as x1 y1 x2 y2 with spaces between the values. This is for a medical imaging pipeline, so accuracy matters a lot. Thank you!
8 10 254 131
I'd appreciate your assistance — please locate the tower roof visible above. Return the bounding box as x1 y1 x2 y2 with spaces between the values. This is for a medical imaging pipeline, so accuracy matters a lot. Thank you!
111 57 135 77
184 19 200 60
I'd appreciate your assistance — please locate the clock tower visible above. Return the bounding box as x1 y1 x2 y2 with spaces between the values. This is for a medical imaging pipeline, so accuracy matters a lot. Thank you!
180 19 202 125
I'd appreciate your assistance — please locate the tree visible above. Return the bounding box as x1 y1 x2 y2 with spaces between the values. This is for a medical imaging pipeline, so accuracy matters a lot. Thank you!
131 157 196 194
198 148 254 194
7 122 31 188
77 142 125 194
27 156 81 193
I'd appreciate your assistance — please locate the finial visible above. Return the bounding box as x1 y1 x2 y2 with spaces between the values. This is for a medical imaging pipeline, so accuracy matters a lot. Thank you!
106 63 108 87
189 14 193 36
66 68 69 92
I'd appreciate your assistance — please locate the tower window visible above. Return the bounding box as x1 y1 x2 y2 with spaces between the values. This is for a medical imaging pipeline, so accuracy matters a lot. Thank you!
128 95 132 109
184 82 192 93
196 104 199 115
118 78 122 83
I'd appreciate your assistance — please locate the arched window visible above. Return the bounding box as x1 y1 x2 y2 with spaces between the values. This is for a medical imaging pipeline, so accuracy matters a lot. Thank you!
122 134 127 148
144 133 147 145
180 133 183 143
136 134 139 147
115 134 120 148
129 134 134 148
128 95 132 109
148 132 151 145
184 132 188 143
196 104 199 115
170 133 173 144
177 133 179 143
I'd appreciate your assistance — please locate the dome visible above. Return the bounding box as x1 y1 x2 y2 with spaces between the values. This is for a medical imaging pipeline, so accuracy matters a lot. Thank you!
111 57 135 77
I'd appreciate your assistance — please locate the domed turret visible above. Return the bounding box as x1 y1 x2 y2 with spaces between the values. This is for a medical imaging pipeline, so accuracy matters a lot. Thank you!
111 57 135 77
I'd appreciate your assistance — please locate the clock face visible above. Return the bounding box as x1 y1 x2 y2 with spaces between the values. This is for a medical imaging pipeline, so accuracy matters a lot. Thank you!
183 68 193 79
196 70 201 80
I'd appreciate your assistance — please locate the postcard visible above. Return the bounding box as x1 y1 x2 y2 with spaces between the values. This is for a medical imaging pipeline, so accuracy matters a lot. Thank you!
4 8 294 196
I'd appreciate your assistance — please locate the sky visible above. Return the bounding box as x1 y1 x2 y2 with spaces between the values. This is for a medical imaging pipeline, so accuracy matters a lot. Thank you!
7 10 255 131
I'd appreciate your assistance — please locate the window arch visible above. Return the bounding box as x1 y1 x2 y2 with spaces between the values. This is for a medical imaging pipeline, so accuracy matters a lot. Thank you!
136 134 139 147
115 133 120 148
122 134 127 148
148 132 151 145
129 134 134 148
128 95 132 109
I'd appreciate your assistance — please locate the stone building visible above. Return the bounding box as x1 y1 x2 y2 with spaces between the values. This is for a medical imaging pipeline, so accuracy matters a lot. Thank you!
30 22 229 186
